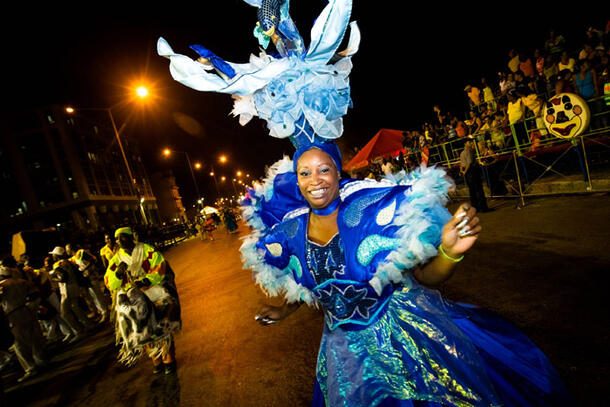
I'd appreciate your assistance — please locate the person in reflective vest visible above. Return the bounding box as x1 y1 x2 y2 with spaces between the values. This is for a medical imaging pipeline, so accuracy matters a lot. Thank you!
105 227 181 374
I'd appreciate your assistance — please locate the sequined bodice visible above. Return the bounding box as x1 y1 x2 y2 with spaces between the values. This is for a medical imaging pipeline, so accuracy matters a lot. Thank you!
306 234 390 330
306 234 346 286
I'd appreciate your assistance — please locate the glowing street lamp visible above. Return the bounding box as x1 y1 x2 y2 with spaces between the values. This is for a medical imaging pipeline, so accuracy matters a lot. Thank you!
194 162 202 169
163 148 171 156
219 155 227 164
136 86 149 99
236 171 242 177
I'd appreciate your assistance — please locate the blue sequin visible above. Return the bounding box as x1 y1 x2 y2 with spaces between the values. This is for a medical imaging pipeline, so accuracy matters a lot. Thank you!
343 190 391 228
356 235 401 266
275 218 299 238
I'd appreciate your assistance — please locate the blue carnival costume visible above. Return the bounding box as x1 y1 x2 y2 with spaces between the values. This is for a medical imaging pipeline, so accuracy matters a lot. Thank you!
158 1 570 405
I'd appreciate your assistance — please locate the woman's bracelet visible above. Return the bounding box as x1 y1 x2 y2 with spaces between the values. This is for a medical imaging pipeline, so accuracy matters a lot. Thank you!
438 244 464 263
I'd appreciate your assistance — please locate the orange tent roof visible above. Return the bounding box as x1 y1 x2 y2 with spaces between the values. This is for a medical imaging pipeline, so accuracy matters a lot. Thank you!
343 129 405 171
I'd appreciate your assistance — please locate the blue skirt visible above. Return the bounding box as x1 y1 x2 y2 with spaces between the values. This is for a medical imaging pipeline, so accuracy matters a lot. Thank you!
311 285 571 407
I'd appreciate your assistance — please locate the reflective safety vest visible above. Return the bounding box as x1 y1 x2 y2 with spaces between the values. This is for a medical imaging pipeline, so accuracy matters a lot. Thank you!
104 243 166 291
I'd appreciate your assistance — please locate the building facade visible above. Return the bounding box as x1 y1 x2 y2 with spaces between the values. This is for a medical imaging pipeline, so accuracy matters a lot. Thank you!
0 105 159 249
149 170 187 223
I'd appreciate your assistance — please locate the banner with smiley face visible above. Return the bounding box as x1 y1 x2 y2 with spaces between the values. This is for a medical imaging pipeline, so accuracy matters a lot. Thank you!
543 93 591 139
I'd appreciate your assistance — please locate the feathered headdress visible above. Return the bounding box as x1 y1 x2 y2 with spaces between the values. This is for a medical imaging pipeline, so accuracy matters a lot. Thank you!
157 0 360 150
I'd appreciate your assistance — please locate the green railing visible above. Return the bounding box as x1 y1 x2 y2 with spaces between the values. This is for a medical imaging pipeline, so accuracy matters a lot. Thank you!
399 95 610 207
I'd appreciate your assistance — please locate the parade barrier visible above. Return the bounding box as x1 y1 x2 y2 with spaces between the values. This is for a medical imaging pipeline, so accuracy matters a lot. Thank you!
404 94 610 207
153 224 190 251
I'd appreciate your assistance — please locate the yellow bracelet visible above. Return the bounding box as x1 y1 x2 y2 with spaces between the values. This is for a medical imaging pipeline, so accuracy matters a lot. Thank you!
438 245 464 263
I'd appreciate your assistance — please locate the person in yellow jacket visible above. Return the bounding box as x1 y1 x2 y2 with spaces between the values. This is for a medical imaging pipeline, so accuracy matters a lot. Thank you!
105 227 181 375
99 233 118 269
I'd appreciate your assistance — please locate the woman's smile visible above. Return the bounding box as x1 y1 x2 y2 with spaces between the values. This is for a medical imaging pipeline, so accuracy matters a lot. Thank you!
297 148 340 210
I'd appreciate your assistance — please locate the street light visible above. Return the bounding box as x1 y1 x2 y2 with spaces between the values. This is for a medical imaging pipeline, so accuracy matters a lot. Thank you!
65 86 152 224
162 148 202 210
136 86 149 99
219 155 227 164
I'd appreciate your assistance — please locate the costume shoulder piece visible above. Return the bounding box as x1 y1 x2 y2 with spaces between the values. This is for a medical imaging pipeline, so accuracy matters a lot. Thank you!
340 166 454 295
239 156 316 305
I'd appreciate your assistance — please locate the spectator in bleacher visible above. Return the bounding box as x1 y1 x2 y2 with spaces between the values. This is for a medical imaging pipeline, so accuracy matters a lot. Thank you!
455 118 468 138
521 88 544 118
556 69 575 94
507 90 529 145
432 105 446 125
446 121 457 140
507 49 520 73
574 59 599 100
597 53 609 95
507 91 525 125
542 54 559 92
591 45 606 72
381 158 395 176
544 30 565 57
518 53 535 78
578 42 596 62
480 103 495 121
521 88 547 145
558 51 576 73
464 85 481 107
513 71 531 96
467 110 483 138
585 26 604 48
479 115 493 139
481 77 496 110
534 49 545 76
500 72 516 95
490 112 509 149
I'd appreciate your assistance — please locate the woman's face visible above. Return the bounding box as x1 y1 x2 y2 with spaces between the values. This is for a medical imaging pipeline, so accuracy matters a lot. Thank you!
297 148 340 210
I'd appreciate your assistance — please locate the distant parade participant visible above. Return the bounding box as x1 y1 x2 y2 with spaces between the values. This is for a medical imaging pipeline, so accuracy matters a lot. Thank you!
100 233 119 320
100 233 118 269
49 246 93 338
222 207 239 233
21 256 74 343
0 264 47 382
66 243 109 323
105 227 181 374
201 214 216 241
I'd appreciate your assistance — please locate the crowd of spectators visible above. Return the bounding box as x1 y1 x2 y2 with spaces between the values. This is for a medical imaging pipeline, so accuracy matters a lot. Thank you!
389 23 610 169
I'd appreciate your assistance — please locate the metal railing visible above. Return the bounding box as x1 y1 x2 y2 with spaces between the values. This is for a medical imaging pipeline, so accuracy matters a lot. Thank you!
400 95 610 207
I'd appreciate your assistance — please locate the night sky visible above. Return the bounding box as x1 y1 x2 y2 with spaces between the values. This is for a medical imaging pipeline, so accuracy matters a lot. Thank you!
4 2 605 206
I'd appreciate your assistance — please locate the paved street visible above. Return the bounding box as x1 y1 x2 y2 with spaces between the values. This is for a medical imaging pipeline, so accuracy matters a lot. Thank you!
3 193 610 406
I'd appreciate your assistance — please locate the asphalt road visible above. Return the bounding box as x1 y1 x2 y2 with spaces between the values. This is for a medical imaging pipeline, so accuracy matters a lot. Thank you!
4 193 610 406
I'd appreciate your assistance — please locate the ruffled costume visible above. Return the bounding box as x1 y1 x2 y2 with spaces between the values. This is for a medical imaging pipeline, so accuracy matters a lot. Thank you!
158 1 570 405
239 160 570 407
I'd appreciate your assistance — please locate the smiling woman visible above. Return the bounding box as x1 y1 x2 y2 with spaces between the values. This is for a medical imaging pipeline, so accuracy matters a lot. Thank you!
159 1 572 405
296 148 341 210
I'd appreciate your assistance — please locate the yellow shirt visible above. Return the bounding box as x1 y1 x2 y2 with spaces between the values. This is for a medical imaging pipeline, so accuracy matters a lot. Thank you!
100 244 118 265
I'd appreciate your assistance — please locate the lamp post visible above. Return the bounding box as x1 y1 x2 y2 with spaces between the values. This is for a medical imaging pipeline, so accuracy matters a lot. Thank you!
163 148 202 211
66 99 150 225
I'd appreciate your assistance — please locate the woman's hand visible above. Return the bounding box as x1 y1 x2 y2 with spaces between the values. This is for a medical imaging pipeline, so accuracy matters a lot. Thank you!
440 203 481 258
255 302 301 326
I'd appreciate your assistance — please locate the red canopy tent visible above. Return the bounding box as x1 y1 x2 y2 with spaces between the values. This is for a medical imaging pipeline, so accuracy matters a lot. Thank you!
343 129 406 171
